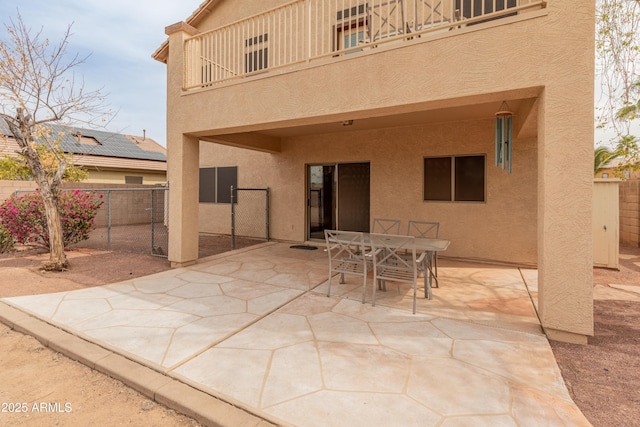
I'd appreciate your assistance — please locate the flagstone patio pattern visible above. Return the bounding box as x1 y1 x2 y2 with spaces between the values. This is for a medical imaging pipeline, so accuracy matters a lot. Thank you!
3 242 591 426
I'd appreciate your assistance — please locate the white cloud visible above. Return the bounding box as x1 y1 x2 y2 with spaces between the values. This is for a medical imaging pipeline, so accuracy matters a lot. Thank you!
0 0 202 146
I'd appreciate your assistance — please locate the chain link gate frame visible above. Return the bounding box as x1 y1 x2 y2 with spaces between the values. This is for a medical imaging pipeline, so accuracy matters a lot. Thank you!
230 187 270 249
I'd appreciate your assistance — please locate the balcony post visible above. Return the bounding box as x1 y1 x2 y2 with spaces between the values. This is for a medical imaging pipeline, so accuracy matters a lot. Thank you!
306 0 312 62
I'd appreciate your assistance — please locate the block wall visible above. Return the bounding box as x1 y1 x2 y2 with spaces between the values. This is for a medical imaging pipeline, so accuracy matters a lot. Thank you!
620 178 640 247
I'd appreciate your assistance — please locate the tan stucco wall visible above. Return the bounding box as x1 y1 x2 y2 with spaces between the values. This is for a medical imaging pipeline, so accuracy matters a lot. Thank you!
164 0 595 340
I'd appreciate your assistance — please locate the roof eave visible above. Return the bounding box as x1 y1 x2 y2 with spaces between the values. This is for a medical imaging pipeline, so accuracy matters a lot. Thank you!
152 43 168 63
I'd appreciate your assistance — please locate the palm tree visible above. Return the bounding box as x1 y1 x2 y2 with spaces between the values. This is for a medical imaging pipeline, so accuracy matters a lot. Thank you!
594 146 617 175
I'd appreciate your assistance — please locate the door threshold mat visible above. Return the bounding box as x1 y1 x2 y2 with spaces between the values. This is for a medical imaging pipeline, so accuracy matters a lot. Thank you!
290 245 319 250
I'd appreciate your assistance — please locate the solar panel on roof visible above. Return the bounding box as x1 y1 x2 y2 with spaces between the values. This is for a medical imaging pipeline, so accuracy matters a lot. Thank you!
0 119 166 162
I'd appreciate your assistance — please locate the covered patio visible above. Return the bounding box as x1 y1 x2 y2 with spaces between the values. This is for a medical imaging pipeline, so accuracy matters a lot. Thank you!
1 242 590 426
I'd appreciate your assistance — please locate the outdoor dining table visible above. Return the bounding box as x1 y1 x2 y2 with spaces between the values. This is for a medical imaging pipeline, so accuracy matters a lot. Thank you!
367 234 450 293
335 232 451 297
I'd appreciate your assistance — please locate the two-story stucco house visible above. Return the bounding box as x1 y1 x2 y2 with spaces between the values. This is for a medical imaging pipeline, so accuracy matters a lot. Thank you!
154 0 595 344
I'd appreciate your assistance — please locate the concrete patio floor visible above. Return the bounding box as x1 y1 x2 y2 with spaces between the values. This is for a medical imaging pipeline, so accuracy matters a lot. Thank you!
1 242 591 426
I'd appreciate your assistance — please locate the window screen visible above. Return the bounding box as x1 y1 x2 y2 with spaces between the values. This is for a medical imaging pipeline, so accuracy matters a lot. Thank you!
199 166 238 204
455 156 485 201
424 157 452 201
217 167 237 204
424 155 485 202
199 168 217 203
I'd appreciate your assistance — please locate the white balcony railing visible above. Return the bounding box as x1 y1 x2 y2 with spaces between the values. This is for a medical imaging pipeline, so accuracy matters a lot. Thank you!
184 0 546 90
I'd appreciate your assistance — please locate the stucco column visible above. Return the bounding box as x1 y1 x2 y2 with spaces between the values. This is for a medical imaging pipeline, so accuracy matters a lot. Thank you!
168 134 199 267
537 85 594 344
165 22 200 267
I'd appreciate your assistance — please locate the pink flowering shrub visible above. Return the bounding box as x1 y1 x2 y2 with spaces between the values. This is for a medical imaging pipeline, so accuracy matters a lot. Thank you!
0 190 103 249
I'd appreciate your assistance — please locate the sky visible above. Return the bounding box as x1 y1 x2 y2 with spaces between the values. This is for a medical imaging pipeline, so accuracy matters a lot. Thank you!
0 0 203 147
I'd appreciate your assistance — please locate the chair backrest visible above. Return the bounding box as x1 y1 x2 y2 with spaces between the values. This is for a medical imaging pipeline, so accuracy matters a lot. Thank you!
369 233 417 276
407 220 439 239
371 218 401 235
324 229 366 268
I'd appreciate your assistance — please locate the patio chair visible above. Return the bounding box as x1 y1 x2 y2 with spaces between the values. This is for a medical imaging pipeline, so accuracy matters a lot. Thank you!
407 220 439 239
370 233 429 314
407 220 441 287
371 218 401 234
324 230 369 304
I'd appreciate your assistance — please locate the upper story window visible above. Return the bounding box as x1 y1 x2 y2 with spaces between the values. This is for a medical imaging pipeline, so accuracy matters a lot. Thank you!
245 33 269 73
334 3 368 52
424 155 485 202
455 0 517 23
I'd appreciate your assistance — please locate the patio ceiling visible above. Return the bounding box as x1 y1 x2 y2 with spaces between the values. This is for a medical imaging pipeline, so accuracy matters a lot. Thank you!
194 94 539 152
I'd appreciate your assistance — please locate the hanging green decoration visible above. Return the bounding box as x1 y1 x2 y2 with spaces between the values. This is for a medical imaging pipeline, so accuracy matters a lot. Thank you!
495 101 513 173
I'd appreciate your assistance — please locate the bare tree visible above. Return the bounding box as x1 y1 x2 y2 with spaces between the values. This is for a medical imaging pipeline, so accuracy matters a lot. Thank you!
0 13 110 270
596 0 640 176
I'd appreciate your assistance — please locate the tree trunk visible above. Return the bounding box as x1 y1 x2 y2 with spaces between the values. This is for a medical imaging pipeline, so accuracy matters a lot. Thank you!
40 188 68 271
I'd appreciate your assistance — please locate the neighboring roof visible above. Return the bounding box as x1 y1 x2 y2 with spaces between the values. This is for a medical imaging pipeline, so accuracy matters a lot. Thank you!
153 0 223 63
0 119 166 162
70 154 167 172
601 157 623 169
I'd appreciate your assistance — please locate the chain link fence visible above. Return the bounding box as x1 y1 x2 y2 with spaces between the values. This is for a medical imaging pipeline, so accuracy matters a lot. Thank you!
231 187 269 249
81 187 168 257
15 187 169 257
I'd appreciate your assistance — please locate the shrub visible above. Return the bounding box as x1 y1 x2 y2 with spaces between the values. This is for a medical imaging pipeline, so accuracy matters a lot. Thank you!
0 224 14 253
0 190 103 249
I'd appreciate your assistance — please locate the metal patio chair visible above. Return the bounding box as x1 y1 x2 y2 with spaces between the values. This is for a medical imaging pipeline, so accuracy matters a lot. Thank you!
407 220 441 287
370 233 429 314
324 230 369 304
371 218 402 234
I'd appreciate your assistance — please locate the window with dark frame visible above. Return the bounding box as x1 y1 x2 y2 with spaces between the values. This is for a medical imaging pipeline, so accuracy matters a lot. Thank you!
245 33 269 73
424 155 485 202
455 0 518 23
199 166 238 204
125 176 143 184
334 3 368 52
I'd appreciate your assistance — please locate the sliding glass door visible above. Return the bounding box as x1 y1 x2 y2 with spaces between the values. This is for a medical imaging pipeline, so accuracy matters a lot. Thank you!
307 162 370 240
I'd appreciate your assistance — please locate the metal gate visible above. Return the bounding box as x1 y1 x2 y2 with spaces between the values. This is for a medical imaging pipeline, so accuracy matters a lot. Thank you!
230 187 270 249
150 187 169 257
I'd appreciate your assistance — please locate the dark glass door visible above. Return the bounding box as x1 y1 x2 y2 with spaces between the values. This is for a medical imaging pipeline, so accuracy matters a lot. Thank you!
307 163 370 240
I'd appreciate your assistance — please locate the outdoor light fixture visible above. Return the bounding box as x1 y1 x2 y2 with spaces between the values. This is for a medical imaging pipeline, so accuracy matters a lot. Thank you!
495 101 513 173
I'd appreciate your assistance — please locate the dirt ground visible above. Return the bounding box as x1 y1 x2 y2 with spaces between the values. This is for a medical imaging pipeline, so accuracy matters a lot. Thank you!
549 246 640 427
0 241 638 427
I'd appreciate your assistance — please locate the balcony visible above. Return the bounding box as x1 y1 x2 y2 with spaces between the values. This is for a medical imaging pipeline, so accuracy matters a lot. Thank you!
183 0 546 90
